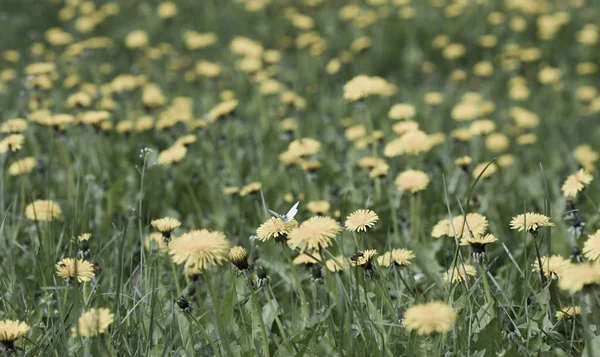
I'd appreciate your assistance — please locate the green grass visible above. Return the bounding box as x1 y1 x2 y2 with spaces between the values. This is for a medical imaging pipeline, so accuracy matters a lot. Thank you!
2 0 600 356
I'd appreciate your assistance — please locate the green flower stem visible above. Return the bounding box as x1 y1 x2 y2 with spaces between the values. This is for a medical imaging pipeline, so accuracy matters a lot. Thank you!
479 263 495 320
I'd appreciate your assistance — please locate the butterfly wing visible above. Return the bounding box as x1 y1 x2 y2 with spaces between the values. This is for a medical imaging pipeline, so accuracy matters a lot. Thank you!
283 201 300 221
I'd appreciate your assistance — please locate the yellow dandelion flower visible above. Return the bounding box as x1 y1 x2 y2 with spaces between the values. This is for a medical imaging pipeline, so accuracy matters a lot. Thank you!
388 103 416 120
0 320 30 343
532 255 571 279
573 144 598 171
8 157 37 176
377 249 415 267
288 138 321 157
443 264 477 283
293 252 322 265
357 157 383 169
562 176 585 198
394 169 429 193
452 213 489 239
369 161 389 179
583 229 600 261
432 218 452 238
472 162 497 179
223 186 239 196
0 134 25 153
72 308 114 337
157 1 178 19
345 209 379 232
145 232 167 251
460 233 497 246
510 213 554 233
404 301 457 335
287 216 341 251
25 200 62 221
56 258 95 282
151 217 181 235
156 145 187 165
77 233 92 242
555 306 581 320
0 118 27 133
326 255 349 272
558 263 600 294
455 156 472 169
350 249 378 267
229 246 249 270
384 130 432 157
256 217 298 242
239 182 262 196
125 30 149 48
307 200 330 215
169 229 230 274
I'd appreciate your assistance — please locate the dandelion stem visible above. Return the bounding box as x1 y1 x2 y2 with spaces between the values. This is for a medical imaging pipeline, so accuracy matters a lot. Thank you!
479 262 495 320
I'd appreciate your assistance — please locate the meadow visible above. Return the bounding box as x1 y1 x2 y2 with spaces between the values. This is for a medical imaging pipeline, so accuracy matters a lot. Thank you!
1 0 600 356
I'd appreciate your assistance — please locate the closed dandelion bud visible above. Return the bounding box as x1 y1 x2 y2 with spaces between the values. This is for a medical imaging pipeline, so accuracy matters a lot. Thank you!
229 246 249 271
175 296 193 314
255 267 269 288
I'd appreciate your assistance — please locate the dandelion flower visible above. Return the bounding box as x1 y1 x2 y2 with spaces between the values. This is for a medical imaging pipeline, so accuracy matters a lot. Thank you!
555 306 581 320
239 182 262 196
0 134 25 153
472 162 497 179
455 156 472 170
0 320 30 346
562 169 593 198
394 170 429 193
443 264 477 283
151 217 181 242
452 213 489 239
350 249 378 267
345 209 379 232
326 255 349 272
145 232 167 251
288 138 321 157
532 255 571 279
558 263 600 294
287 216 341 251
388 103 416 120
403 301 457 335
125 30 149 48
169 229 230 275
229 246 249 270
432 218 452 238
156 145 187 165
56 258 95 282
8 157 37 176
72 308 114 336
256 217 298 242
583 229 600 261
510 213 554 234
292 252 322 265
377 249 415 267
384 130 432 157
77 233 91 242
307 200 330 215
25 200 62 221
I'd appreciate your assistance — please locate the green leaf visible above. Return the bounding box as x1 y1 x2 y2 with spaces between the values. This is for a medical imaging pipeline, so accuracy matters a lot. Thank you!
474 318 501 357
219 284 236 328
262 298 279 329
582 334 600 357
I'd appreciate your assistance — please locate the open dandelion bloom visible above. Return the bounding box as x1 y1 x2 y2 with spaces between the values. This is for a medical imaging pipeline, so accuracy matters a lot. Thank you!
455 156 472 169
345 209 378 232
77 233 91 242
151 217 181 235
256 217 298 242
229 246 249 270
510 213 554 233
287 216 341 251
377 249 415 267
404 301 457 335
169 229 230 274
156 145 187 165
350 249 378 267
558 263 600 294
307 200 330 215
72 308 114 337
239 182 262 196
432 218 452 238
394 169 429 193
562 169 593 198
472 162 497 179
326 255 349 272
532 255 571 279
25 200 62 221
433 214 488 239
56 258 95 282
583 229 600 261
384 130 432 157
443 264 477 283
288 138 321 157
388 103 416 120
555 306 581 320
460 233 497 246
293 252 322 265
0 134 25 153
8 157 37 176
0 320 30 343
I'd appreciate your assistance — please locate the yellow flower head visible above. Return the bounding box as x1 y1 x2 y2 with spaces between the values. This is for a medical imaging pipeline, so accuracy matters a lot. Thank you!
145 232 167 251
307 200 330 215
56 258 95 282
72 308 114 337
8 157 37 176
0 134 25 153
326 255 349 272
151 217 181 234
0 320 30 342
156 145 187 165
583 229 600 261
532 255 571 279
377 249 415 267
345 209 379 232
472 162 497 179
287 216 341 251
562 169 593 198
460 233 497 246
394 169 429 193
443 264 477 283
292 252 322 265
288 138 321 157
558 263 600 294
555 306 581 320
256 217 298 242
403 301 457 335
77 233 92 242
229 246 249 270
239 182 262 196
510 213 554 233
388 103 416 120
169 229 230 275
384 130 432 157
25 200 62 221
350 249 378 267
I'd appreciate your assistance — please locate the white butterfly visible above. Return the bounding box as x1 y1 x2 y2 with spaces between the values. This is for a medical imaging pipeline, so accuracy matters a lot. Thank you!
268 201 299 222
